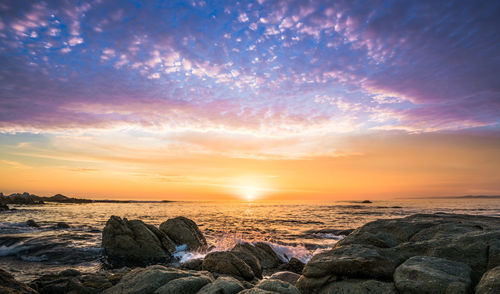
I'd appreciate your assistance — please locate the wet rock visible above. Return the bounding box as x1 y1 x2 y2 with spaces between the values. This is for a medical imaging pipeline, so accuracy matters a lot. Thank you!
103 265 211 294
0 269 38 294
159 216 207 251
476 266 500 294
319 279 397 294
202 251 255 281
29 271 112 294
102 216 176 267
231 242 283 269
26 219 39 228
254 279 300 294
180 258 203 271
270 271 301 285
59 269 81 277
231 249 263 278
277 258 304 274
0 203 9 211
394 256 472 294
197 276 245 294
55 222 70 229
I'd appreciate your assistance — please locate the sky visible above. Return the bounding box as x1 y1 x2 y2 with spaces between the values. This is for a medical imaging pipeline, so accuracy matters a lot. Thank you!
0 0 499 201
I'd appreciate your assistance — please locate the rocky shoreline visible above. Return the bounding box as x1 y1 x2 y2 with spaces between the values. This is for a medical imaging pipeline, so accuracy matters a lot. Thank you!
1 213 499 293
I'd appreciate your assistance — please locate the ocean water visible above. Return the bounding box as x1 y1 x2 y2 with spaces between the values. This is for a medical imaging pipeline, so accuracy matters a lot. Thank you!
0 198 499 282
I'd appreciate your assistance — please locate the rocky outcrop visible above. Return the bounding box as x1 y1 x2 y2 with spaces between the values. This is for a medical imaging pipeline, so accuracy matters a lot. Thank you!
231 242 283 269
0 269 38 294
159 216 207 251
297 213 500 294
476 266 500 294
197 276 245 294
202 251 255 281
26 219 39 227
103 265 213 294
277 258 304 274
29 269 115 294
102 216 176 267
394 256 472 293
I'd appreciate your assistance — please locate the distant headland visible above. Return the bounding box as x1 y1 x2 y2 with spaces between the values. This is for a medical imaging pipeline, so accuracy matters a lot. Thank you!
0 192 175 205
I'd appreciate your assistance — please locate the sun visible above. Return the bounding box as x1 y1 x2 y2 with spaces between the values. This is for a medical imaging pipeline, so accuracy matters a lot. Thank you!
237 185 261 202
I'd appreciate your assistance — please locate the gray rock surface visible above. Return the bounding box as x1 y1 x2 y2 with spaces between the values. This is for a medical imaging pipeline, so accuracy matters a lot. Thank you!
0 269 38 294
159 216 207 251
153 275 212 294
269 271 301 285
318 279 397 294
231 242 283 269
202 251 255 281
394 256 472 294
102 216 176 267
277 258 304 274
197 276 245 294
476 266 500 294
254 279 300 294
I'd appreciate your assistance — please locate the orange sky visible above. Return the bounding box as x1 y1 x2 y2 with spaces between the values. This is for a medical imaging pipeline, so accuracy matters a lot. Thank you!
1 130 499 201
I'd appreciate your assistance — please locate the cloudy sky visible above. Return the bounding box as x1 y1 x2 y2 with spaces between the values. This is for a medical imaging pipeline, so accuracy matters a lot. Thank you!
0 0 499 200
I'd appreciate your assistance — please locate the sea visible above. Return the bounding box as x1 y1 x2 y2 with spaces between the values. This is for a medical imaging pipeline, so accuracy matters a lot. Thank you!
1 198 499 282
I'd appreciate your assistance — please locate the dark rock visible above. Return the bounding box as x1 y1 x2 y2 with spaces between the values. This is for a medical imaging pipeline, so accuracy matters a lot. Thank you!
270 271 301 285
55 222 70 229
231 242 283 269
202 251 255 281
0 268 38 294
180 258 203 271
232 250 263 279
26 219 39 228
278 258 304 274
361 200 372 203
0 203 9 211
254 279 300 294
319 279 397 294
154 275 212 294
59 269 81 277
29 271 112 294
197 276 245 294
102 216 176 267
394 256 472 294
159 216 207 251
476 266 500 294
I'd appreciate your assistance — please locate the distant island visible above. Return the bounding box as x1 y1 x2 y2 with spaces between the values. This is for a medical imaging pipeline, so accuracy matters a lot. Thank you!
400 195 500 199
0 192 175 206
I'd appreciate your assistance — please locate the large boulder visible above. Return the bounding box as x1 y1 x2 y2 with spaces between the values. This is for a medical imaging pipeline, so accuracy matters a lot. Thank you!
270 272 301 285
102 216 176 267
254 279 300 294
202 251 255 281
476 266 500 294
394 256 472 294
297 213 500 293
231 242 283 269
0 269 38 294
197 276 245 294
277 258 304 274
231 250 263 279
159 216 207 251
29 270 113 294
103 265 212 294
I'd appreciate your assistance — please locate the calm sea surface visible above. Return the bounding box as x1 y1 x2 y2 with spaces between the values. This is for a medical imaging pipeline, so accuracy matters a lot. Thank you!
1 198 499 281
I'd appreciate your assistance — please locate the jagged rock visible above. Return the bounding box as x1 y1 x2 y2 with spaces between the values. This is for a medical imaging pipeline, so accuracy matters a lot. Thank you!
159 216 207 251
270 271 301 285
103 265 211 294
319 279 397 294
154 275 212 294
231 250 263 278
298 214 500 293
254 279 301 294
278 258 304 274
26 219 39 228
231 242 283 269
102 216 175 267
394 256 472 294
180 258 203 271
197 276 245 294
202 251 255 281
476 266 500 294
0 268 38 294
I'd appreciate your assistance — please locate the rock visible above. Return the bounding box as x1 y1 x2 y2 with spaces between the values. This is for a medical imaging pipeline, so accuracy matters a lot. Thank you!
197 276 245 294
239 289 275 294
102 216 176 267
29 271 113 294
231 242 283 269
487 238 500 269
103 265 210 294
231 250 263 278
278 258 304 274
0 203 9 211
202 251 255 281
319 279 397 294
59 269 81 277
476 266 500 294
255 279 301 294
270 272 301 285
159 216 207 251
154 275 212 294
361 200 372 203
394 256 472 294
26 219 39 227
55 222 70 229
180 258 203 271
302 244 397 279
0 269 38 294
